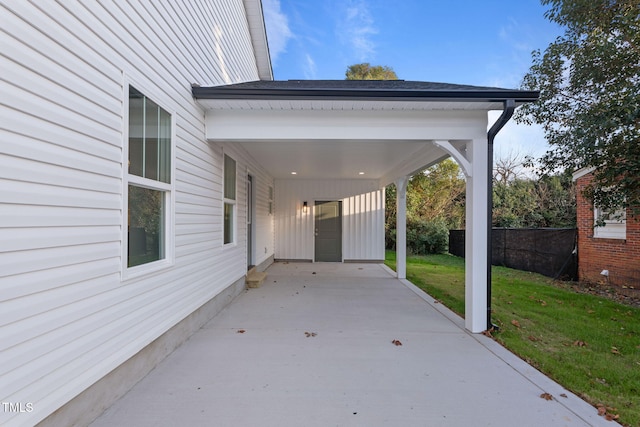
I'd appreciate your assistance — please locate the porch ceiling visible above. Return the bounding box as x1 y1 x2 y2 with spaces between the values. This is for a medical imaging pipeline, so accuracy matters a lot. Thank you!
193 80 539 185
235 139 449 181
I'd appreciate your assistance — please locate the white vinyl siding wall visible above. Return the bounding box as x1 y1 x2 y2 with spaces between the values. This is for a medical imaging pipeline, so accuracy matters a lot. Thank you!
0 1 270 425
274 180 384 261
343 191 386 261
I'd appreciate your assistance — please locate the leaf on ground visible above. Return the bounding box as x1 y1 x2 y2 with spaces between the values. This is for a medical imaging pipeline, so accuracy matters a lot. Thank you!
481 329 494 338
391 339 402 346
237 329 246 333
540 392 553 401
511 319 521 328
605 413 620 421
573 340 588 347
560 393 568 398
528 335 538 342
304 331 317 337
597 404 607 416
433 299 441 304
611 346 621 355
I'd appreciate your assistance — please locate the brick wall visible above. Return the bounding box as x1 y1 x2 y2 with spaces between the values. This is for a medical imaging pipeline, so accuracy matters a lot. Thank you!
575 173 639 288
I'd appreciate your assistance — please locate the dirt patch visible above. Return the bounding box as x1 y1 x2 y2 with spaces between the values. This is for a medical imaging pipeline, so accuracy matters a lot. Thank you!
557 280 640 308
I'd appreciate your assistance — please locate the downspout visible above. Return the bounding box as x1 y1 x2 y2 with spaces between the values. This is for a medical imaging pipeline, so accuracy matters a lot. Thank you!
486 99 516 330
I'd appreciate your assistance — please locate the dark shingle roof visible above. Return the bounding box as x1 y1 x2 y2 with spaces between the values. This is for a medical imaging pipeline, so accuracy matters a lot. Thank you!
192 79 538 102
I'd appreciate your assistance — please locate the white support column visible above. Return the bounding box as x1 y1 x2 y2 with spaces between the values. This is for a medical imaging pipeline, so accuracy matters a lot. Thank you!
465 139 489 333
395 177 408 279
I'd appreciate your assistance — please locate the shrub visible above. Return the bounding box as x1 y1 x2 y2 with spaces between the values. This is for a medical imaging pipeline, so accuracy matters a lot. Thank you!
386 219 449 255
408 218 449 254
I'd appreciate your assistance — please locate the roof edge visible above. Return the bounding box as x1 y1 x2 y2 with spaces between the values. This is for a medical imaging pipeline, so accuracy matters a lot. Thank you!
243 0 273 81
572 166 597 181
192 85 539 103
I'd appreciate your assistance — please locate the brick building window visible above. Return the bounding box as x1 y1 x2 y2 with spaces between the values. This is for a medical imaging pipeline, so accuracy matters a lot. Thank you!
593 206 626 239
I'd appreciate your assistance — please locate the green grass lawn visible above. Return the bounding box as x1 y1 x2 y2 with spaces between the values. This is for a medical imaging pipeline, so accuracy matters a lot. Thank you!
385 251 640 426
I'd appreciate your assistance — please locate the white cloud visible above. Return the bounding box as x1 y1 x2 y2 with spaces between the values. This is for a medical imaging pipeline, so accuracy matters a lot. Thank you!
303 53 317 79
338 0 378 60
262 0 293 65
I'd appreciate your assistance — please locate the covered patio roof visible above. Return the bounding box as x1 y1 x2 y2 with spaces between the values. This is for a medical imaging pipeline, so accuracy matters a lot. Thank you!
192 80 538 185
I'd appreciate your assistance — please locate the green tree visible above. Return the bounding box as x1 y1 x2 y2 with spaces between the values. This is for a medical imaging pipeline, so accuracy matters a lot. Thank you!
534 172 577 227
516 0 640 212
492 176 577 228
385 160 466 253
493 179 540 228
345 63 398 80
491 153 576 228
406 159 466 228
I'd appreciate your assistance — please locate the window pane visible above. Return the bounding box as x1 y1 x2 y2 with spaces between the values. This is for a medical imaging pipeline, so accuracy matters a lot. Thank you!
128 185 164 267
224 154 236 200
128 88 144 177
144 98 159 181
224 202 234 244
129 86 171 183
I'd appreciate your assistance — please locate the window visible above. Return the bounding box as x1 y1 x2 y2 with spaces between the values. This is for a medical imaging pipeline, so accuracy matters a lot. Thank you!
224 154 236 244
268 185 274 215
593 206 626 240
127 86 172 267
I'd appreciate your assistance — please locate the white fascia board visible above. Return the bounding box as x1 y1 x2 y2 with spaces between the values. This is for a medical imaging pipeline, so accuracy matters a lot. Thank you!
204 109 488 142
242 0 273 80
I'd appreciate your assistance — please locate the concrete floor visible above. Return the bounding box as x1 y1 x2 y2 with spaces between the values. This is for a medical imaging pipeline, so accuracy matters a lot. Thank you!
91 262 615 427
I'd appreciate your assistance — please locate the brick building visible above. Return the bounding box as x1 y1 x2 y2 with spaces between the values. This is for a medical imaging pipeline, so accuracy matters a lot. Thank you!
573 168 639 288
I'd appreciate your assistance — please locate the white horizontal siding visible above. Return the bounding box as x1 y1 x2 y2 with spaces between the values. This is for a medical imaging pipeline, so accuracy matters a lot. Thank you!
0 0 269 425
274 180 383 261
218 142 275 269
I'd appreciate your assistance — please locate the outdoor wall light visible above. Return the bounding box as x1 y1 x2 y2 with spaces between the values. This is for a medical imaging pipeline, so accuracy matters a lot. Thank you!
303 201 308 213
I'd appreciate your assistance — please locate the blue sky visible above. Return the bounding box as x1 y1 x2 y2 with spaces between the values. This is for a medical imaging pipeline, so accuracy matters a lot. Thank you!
262 0 565 163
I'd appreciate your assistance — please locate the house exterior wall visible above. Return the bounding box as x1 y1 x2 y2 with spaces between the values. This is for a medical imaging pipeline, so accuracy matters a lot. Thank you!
274 180 384 261
0 1 272 425
575 172 640 287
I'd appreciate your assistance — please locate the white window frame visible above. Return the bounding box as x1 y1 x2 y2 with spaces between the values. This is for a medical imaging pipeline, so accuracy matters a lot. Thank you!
593 206 626 240
122 78 176 280
223 152 237 246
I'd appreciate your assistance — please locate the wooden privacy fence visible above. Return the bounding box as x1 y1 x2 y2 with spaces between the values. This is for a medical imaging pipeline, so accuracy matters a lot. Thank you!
449 228 577 280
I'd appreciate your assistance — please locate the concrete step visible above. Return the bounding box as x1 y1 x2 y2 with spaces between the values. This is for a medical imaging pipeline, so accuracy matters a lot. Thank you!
246 269 267 288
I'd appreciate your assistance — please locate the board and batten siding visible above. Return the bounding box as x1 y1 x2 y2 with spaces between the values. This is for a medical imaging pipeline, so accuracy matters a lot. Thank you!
274 179 385 261
0 1 272 425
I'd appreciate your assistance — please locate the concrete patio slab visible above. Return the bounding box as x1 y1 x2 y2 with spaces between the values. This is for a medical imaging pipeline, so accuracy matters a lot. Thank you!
90 262 615 427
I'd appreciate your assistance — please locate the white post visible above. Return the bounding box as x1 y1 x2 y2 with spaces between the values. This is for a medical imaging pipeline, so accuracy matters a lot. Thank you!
396 177 408 279
465 139 489 333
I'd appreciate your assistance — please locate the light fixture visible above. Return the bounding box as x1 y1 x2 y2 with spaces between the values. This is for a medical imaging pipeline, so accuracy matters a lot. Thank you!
291 171 297 175
358 171 365 175
303 201 308 213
